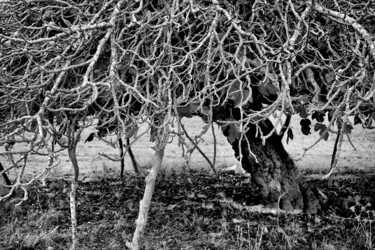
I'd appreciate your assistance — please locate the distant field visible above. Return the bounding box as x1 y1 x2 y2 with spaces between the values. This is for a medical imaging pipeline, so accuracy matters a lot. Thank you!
2 115 375 180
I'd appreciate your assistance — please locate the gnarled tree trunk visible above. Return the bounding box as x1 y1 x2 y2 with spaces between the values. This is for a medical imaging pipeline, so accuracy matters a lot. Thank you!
222 119 319 214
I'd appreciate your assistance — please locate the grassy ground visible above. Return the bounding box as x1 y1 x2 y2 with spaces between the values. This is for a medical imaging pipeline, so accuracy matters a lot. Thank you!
1 116 375 249
1 170 375 249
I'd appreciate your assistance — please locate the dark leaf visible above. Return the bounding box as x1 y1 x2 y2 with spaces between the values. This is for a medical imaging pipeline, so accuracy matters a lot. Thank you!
314 123 326 132
300 119 311 135
177 106 193 118
354 115 361 125
300 118 311 126
257 82 277 97
328 110 334 122
286 129 294 144
320 131 329 141
225 124 241 144
301 125 311 135
297 106 308 119
189 102 200 113
314 123 329 140
85 133 95 143
126 67 137 76
125 126 138 138
344 124 353 134
312 111 325 122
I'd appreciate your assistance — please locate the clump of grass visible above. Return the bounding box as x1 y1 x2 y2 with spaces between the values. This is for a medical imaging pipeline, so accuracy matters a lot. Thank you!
34 209 65 228
1 209 70 249
114 216 128 232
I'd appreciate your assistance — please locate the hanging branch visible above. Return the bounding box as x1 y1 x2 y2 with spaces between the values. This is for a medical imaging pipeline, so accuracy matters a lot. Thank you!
211 122 217 172
125 137 140 175
180 123 217 175
0 162 11 186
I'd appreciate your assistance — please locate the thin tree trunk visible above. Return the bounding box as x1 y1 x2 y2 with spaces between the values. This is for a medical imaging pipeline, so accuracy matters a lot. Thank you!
67 122 81 250
118 137 140 177
68 146 79 250
128 146 165 250
119 137 125 178
211 122 217 173
126 138 139 175
127 125 168 250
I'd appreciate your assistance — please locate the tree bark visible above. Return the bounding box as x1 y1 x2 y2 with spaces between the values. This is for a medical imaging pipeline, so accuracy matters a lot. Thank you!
67 122 82 250
119 137 125 178
68 146 79 250
128 146 165 250
119 137 140 177
126 137 139 175
128 124 168 250
222 119 320 213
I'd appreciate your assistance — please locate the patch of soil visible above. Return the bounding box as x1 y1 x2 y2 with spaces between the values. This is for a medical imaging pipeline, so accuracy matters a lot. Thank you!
1 170 375 249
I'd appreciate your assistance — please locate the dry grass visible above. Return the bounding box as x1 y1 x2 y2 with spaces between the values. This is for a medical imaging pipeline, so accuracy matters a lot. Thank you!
2 209 69 249
1 170 374 249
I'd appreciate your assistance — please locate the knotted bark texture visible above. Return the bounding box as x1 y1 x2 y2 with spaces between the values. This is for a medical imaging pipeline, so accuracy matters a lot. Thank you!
222 120 320 214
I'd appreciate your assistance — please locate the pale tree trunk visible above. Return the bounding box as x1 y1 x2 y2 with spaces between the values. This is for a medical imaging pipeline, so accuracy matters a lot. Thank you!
223 119 320 214
127 127 168 250
67 123 82 250
68 147 79 250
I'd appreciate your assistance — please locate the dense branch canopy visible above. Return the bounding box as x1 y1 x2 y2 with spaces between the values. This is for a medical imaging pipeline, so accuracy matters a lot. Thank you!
0 0 374 166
